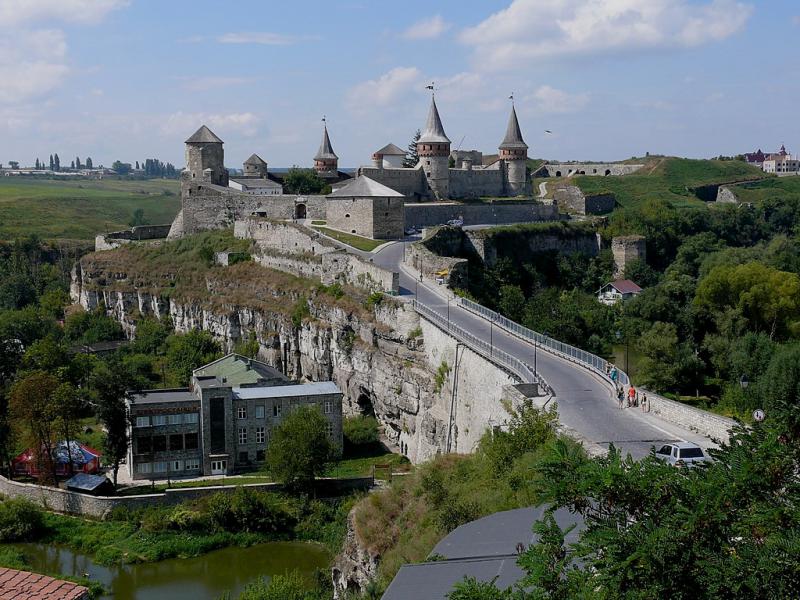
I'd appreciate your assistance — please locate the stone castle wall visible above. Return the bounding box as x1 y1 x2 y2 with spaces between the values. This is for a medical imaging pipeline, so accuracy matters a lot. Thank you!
448 165 506 198
235 217 338 256
404 202 558 229
358 167 427 199
553 184 615 215
612 235 646 278
538 163 644 177
95 224 172 251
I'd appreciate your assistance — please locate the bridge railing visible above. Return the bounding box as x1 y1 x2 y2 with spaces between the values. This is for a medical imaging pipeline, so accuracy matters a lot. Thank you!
412 300 552 392
457 297 629 388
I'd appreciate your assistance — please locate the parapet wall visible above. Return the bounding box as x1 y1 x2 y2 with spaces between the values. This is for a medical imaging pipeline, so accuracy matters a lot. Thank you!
358 166 427 199
538 163 644 177
645 391 736 444
95 224 172 251
405 202 558 229
553 184 615 215
0 474 372 518
448 166 505 199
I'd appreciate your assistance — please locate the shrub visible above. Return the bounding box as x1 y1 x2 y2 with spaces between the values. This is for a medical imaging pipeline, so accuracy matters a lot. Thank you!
0 498 45 542
291 296 311 327
237 571 307 600
343 416 380 446
365 292 383 310
434 361 450 393
205 488 299 535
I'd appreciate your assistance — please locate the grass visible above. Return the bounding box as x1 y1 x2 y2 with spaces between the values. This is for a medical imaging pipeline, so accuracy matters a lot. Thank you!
311 226 383 252
729 176 800 204
0 178 180 241
573 157 766 210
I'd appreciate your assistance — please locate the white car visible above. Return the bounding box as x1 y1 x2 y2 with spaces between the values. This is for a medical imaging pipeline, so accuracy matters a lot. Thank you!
654 442 710 467
446 219 464 227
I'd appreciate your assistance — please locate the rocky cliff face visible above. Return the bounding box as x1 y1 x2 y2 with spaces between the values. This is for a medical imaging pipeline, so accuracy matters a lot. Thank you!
332 507 380 599
71 255 515 464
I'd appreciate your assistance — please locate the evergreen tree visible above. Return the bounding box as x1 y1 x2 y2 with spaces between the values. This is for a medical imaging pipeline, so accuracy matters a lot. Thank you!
53 154 60 171
85 157 93 169
70 160 75 169
34 158 40 170
403 129 421 168
49 155 53 170
75 156 81 169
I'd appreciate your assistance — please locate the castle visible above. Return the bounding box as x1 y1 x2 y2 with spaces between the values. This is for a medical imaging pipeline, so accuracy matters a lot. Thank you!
168 96 536 240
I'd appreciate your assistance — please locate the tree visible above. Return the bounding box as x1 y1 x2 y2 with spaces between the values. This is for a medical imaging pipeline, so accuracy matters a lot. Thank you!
86 157 93 169
135 160 140 170
267 405 336 490
282 167 325 195
53 154 60 171
91 358 140 487
34 158 40 170
165 329 222 385
52 383 82 476
9 372 61 483
49 155 53 170
403 129 421 168
70 160 75 169
111 160 131 175
8 161 18 169
75 156 81 169
129 208 149 227
132 317 172 355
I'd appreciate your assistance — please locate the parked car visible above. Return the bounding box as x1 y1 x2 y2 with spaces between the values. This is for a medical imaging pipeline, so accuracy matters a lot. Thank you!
654 442 710 467
446 219 464 227
404 227 417 235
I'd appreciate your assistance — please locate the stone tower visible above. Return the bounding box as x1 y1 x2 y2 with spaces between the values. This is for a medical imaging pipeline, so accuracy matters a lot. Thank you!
612 235 646 278
417 95 451 200
242 153 268 177
184 125 227 186
314 123 338 176
499 104 529 196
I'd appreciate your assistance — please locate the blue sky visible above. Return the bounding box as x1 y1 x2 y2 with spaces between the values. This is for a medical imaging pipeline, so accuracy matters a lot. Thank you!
1 0 799 168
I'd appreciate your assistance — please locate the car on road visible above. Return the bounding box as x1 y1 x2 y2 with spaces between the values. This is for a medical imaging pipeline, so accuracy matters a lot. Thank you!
446 219 464 227
654 442 710 467
404 227 417 236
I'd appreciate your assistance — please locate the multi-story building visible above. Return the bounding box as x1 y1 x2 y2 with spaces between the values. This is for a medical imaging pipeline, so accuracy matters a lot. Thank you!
126 353 343 480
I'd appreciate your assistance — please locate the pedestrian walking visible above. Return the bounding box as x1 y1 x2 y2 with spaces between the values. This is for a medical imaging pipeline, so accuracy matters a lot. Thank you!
642 393 648 412
617 387 624 409
628 386 636 408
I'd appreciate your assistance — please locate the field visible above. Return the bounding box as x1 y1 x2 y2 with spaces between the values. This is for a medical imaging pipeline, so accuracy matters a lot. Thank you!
0 178 180 241
573 157 766 209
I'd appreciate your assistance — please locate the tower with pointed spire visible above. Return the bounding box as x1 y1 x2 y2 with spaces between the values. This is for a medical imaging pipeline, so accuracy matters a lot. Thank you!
184 124 227 186
417 95 451 199
499 103 529 196
314 121 339 177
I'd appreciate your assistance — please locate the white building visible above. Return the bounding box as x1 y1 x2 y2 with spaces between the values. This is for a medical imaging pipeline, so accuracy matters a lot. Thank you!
372 143 406 169
228 177 283 196
598 279 642 305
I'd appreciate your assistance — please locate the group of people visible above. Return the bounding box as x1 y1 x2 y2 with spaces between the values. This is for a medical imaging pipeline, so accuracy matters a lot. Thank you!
607 365 649 411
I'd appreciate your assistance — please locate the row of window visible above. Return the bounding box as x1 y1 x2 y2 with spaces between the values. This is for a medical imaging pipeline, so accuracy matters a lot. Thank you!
136 432 198 454
236 422 334 446
236 401 333 420
137 459 200 474
135 413 199 428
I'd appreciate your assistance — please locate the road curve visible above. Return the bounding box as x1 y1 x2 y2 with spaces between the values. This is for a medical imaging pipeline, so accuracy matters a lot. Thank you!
373 240 710 458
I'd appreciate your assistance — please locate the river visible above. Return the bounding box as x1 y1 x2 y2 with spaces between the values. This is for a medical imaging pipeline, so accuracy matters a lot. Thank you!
9 541 330 599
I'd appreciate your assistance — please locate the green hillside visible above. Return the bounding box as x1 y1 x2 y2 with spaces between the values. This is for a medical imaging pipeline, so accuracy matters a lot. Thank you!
574 157 766 209
0 178 180 241
729 176 800 204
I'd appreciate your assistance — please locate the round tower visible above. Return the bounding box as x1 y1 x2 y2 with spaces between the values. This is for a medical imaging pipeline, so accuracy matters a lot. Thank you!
314 122 338 176
184 125 227 186
417 95 451 200
499 104 529 196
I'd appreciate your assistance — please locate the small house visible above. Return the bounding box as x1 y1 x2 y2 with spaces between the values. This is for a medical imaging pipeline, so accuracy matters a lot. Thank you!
65 473 114 496
598 279 642 305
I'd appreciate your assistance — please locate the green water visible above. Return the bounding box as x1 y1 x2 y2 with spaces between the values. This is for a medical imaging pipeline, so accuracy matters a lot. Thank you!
10 541 330 599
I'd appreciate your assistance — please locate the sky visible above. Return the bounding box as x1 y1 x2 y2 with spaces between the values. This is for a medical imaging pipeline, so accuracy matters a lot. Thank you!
1 0 799 169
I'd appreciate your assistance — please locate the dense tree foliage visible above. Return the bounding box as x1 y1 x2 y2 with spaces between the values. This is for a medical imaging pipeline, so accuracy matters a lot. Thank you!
282 167 326 195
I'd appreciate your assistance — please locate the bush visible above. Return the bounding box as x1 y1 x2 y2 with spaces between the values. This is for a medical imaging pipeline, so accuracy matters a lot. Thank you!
291 297 311 328
0 498 45 542
236 571 307 600
343 416 380 446
204 488 299 535
365 292 383 310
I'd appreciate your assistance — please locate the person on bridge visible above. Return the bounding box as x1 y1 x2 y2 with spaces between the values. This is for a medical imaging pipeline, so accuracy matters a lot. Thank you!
628 386 636 408
617 387 624 409
641 392 648 412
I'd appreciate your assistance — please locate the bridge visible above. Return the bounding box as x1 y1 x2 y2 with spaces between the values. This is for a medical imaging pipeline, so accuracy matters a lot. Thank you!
372 239 720 458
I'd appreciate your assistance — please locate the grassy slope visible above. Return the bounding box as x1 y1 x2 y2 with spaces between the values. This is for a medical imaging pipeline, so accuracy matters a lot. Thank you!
574 157 766 209
731 176 800 204
0 178 180 241
312 226 383 252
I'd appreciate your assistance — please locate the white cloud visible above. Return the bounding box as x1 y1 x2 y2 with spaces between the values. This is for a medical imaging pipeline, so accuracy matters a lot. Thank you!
460 0 753 70
526 85 589 114
401 15 451 40
161 111 262 138
178 76 257 92
0 0 128 26
216 32 310 45
345 66 422 112
0 29 70 104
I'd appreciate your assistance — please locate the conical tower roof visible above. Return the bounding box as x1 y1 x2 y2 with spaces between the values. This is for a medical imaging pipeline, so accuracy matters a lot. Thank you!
185 125 223 144
499 105 528 151
314 124 338 161
418 96 451 144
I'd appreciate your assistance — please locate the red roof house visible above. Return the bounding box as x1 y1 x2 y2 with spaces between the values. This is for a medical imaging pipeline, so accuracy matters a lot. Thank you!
598 279 643 305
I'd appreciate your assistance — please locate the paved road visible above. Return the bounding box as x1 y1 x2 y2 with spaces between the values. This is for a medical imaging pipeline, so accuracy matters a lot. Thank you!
373 240 710 458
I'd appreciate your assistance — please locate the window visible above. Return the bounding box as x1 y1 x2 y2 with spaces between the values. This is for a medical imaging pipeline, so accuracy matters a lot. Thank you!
172 460 183 471
238 427 247 444
345 213 350 218
680 448 704 459
169 434 183 451
184 413 199 424
324 400 333 414
152 435 167 452
137 437 152 454
184 433 199 450
326 422 333 437
255 405 265 419
185 459 200 471
152 415 166 426
237 406 247 420
136 462 151 474
657 445 671 456
154 461 168 473
273 404 282 417
168 414 182 425
256 427 265 444
135 416 150 428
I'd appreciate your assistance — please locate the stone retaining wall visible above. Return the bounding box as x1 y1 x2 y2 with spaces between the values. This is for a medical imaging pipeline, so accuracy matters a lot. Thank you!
0 474 372 518
405 241 468 288
95 224 172 251
404 202 557 229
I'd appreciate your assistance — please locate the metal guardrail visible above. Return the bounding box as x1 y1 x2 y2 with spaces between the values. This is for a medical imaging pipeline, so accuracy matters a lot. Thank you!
457 297 629 388
412 300 552 394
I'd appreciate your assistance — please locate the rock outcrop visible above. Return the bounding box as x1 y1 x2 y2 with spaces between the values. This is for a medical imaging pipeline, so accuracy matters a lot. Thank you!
332 507 379 599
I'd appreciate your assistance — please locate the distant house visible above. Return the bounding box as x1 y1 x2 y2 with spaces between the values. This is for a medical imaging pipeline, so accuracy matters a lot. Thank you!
228 177 283 196
0 567 90 600
598 279 643 305
12 441 102 478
